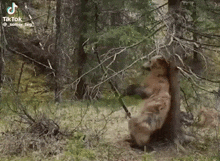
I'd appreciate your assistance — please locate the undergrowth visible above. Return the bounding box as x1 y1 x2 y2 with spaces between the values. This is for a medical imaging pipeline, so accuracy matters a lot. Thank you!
0 95 219 161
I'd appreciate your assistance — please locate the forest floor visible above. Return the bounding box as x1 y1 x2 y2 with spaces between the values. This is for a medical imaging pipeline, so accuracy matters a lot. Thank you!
0 98 219 161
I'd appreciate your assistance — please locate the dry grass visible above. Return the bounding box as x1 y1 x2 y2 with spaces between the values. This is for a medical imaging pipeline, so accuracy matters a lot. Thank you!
0 99 219 161
0 113 67 160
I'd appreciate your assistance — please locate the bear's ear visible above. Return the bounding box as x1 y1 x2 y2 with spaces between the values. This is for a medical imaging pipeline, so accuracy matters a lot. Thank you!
157 57 169 67
142 61 151 71
157 55 169 65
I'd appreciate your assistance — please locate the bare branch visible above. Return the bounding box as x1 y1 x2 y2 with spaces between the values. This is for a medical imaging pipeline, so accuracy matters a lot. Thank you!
173 36 208 70
182 67 220 84
16 62 25 94
180 87 190 110
178 67 217 94
181 37 220 48
182 25 220 39
24 3 44 50
60 27 165 96
22 13 48 23
47 59 55 75
6 45 55 71
92 47 162 89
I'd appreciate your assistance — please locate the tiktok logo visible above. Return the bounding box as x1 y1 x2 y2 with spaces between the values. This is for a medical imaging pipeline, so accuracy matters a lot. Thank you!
7 2 18 15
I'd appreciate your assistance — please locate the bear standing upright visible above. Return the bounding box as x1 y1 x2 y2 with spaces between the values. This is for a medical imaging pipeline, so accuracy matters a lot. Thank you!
128 55 171 148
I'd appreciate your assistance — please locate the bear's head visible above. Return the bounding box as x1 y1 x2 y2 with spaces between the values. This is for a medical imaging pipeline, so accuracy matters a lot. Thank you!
142 55 169 76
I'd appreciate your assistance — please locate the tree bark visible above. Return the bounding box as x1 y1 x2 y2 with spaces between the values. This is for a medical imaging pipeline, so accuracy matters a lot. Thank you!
151 0 182 143
162 59 181 141
165 0 182 142
54 0 63 102
191 1 203 75
75 0 88 99
0 1 6 101
192 2 198 60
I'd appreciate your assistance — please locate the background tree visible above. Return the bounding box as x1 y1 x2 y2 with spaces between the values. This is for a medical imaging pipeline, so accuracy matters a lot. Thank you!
0 0 8 101
75 0 88 99
54 0 64 102
165 0 182 143
151 0 220 145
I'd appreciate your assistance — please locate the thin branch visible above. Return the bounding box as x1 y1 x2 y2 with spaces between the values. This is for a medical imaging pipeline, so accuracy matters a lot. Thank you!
202 46 220 53
151 2 168 13
45 0 51 28
180 87 190 110
126 2 168 25
182 68 220 83
173 36 208 70
62 26 165 93
178 67 217 94
16 62 25 94
182 25 220 39
22 13 48 23
47 59 55 75
72 104 89 132
96 50 131 118
92 47 159 89
6 45 55 71
106 48 126 69
24 3 44 50
181 37 220 48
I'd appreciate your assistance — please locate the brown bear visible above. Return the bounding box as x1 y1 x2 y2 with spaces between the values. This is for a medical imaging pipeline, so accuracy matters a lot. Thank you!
128 55 171 149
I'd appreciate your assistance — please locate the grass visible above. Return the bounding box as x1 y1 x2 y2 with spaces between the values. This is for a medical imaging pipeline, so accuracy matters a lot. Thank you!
0 96 219 161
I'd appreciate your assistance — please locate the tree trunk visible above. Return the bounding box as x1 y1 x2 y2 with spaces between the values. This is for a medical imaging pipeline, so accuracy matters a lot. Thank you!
165 0 182 142
191 1 203 75
192 2 198 60
152 0 182 143
162 59 181 141
75 0 88 99
0 1 6 101
54 0 63 102
150 59 181 143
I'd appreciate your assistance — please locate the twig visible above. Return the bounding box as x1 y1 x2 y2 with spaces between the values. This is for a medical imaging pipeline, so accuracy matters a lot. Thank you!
180 87 190 110
47 59 55 76
24 3 44 50
182 67 220 83
72 103 89 132
22 13 48 23
173 36 208 70
180 37 220 48
95 50 131 118
60 27 165 95
82 38 89 47
178 67 216 94
6 45 55 71
97 111 114 135
16 62 25 94
45 0 51 28
91 47 161 89
181 24 220 39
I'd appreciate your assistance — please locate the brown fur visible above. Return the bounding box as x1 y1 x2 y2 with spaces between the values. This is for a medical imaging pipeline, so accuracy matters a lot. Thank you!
128 55 171 147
